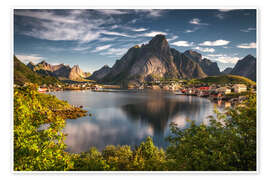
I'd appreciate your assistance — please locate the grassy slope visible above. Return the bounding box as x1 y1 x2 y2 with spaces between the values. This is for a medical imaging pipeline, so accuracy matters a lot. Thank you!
14 56 60 85
197 74 256 86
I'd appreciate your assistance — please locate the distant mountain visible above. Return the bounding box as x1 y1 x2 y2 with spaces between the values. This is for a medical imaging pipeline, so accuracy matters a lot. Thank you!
184 50 221 76
171 48 207 79
221 67 233 74
28 61 90 81
93 34 208 86
89 65 111 81
230 55 256 81
14 56 60 85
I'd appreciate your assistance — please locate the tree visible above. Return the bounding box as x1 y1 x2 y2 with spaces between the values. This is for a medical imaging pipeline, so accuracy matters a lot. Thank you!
166 94 256 171
14 84 73 170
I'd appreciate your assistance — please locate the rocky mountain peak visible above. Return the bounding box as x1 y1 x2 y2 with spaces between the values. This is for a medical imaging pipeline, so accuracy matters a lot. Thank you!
27 61 35 70
28 61 35 65
231 55 256 81
72 64 80 69
184 50 202 62
243 54 256 61
222 67 233 74
149 34 167 45
102 65 110 68
148 34 170 54
39 60 48 65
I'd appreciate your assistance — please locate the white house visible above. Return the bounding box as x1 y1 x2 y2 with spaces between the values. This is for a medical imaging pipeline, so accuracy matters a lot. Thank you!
216 87 231 94
233 84 247 93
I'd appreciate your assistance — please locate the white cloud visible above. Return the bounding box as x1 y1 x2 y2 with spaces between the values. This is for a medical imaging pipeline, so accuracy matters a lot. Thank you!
130 19 138 24
189 18 208 25
237 42 256 49
110 25 119 29
216 13 225 20
98 37 116 42
131 28 147 32
135 9 164 17
15 10 117 43
204 54 241 64
194 47 215 53
15 10 78 24
100 30 130 37
142 31 167 37
216 9 239 19
72 46 92 51
95 9 128 15
185 27 200 33
81 32 101 43
92 45 112 52
218 9 237 12
240 27 256 32
167 35 178 42
16 54 43 64
100 48 128 56
189 18 200 25
171 41 194 47
199 39 230 46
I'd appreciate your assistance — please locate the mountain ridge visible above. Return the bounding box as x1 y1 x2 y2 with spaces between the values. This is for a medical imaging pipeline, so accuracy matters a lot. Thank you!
90 34 220 86
230 54 256 81
27 61 90 81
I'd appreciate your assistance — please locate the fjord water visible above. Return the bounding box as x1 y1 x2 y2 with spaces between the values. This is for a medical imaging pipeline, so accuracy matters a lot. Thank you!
50 90 219 153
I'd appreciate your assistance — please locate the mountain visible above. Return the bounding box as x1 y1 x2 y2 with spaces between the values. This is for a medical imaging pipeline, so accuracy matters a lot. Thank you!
171 48 207 79
184 50 221 76
28 61 90 81
14 56 60 85
100 35 180 86
230 55 256 81
221 67 233 74
89 65 111 81
94 35 208 86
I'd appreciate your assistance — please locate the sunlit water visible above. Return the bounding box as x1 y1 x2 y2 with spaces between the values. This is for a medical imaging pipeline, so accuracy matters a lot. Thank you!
49 90 223 153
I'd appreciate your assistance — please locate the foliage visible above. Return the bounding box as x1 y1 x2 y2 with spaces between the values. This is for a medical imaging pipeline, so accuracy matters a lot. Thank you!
195 75 256 86
166 94 256 171
14 84 73 170
14 56 60 86
131 137 166 170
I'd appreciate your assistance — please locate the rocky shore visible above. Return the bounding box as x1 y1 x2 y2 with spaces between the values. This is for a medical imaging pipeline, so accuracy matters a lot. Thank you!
52 107 88 119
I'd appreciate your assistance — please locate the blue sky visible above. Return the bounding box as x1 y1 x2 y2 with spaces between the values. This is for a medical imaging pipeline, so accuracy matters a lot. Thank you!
14 9 256 72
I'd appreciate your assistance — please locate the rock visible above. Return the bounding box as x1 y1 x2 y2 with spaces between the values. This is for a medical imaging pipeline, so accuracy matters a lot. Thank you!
230 55 256 81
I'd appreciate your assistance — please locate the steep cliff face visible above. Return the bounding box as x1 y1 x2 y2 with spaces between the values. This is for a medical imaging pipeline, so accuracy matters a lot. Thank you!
89 65 111 80
221 67 233 74
183 50 221 76
99 35 208 85
199 58 221 76
171 48 207 79
27 61 88 81
230 55 256 81
184 50 202 62
68 65 87 80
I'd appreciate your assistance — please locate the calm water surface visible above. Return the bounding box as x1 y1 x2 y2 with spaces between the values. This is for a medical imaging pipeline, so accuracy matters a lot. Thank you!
49 90 222 153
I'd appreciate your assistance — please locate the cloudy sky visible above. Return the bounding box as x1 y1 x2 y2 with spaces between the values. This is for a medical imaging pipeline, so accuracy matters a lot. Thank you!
14 9 256 72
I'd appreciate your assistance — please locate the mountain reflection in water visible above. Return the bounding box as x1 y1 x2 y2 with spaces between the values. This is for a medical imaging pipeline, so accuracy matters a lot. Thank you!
50 90 217 153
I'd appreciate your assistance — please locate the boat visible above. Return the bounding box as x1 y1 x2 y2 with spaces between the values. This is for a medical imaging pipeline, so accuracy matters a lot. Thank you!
173 91 184 95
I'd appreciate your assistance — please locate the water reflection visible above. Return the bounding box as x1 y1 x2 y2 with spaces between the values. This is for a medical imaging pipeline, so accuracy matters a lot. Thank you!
50 90 218 153
121 95 205 136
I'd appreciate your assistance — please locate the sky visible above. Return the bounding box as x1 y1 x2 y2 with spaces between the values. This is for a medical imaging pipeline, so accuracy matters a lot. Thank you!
14 9 256 72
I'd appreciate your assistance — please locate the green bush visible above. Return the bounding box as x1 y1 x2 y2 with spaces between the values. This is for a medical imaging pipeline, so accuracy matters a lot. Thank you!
166 94 256 171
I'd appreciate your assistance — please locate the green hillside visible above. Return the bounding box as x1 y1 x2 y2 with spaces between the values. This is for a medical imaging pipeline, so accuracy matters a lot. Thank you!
197 75 256 86
14 56 60 86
